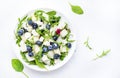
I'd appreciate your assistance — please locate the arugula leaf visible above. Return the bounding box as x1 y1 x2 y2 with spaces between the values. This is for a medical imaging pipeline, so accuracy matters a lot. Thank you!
69 3 84 15
60 52 68 61
34 10 44 17
50 59 55 65
25 40 33 47
47 11 56 16
15 35 21 46
49 16 61 26
35 59 46 69
94 49 111 60
84 37 92 50
17 16 27 31
15 16 27 46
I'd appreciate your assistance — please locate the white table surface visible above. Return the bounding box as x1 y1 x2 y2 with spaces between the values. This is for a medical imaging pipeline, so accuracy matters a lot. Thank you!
0 0 120 78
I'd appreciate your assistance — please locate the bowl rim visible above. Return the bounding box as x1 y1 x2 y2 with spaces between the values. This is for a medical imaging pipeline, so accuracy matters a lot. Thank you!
13 8 77 72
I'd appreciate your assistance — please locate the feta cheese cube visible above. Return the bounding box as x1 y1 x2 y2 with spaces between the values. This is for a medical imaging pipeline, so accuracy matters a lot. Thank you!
21 35 27 42
28 36 34 43
39 37 44 42
35 21 43 26
54 49 61 55
33 45 40 54
57 37 62 43
32 30 39 37
20 41 27 52
41 55 49 61
33 36 39 42
27 25 33 32
43 41 50 46
58 20 66 29
47 51 54 58
60 46 67 52
24 32 31 39
25 53 35 61
60 29 68 37
41 55 50 65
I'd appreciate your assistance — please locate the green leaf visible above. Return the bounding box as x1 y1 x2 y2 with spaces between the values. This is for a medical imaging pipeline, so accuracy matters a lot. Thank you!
35 58 46 69
69 3 84 15
93 49 111 60
11 59 24 72
25 40 33 47
50 59 55 65
60 52 68 61
17 15 27 31
49 16 61 26
47 11 56 16
84 37 92 50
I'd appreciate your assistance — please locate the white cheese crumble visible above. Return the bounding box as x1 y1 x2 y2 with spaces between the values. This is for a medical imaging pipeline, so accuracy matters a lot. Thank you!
33 45 40 54
60 29 68 37
39 36 44 42
24 32 31 39
32 30 39 37
33 36 39 43
54 49 61 55
60 46 67 52
41 55 50 65
20 41 27 52
43 41 50 46
47 51 54 59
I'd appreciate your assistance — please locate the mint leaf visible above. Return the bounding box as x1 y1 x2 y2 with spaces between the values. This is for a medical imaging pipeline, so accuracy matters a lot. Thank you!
69 3 84 14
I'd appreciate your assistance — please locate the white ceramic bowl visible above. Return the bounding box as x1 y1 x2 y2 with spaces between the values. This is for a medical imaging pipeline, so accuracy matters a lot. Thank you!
13 8 76 72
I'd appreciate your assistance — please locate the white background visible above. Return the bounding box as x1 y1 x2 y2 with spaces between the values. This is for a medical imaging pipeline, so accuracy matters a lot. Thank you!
0 0 120 78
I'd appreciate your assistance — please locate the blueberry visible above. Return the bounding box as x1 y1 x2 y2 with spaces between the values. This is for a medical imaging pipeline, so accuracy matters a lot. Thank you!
28 20 33 26
54 54 60 59
46 24 51 30
36 41 42 46
48 45 53 51
32 23 38 29
52 43 59 49
18 29 24 36
28 52 34 57
42 46 48 52
26 46 32 52
52 35 58 41
66 43 72 48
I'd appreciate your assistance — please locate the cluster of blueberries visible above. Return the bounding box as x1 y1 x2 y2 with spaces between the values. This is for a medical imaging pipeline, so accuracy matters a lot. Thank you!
18 20 51 36
26 42 60 59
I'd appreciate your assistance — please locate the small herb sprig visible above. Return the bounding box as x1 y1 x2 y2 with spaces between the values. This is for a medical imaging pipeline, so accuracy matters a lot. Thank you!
11 59 29 78
84 37 92 50
69 2 84 15
93 49 111 60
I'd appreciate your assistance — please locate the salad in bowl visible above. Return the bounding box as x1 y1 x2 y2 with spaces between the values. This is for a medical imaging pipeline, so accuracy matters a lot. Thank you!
14 8 76 71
